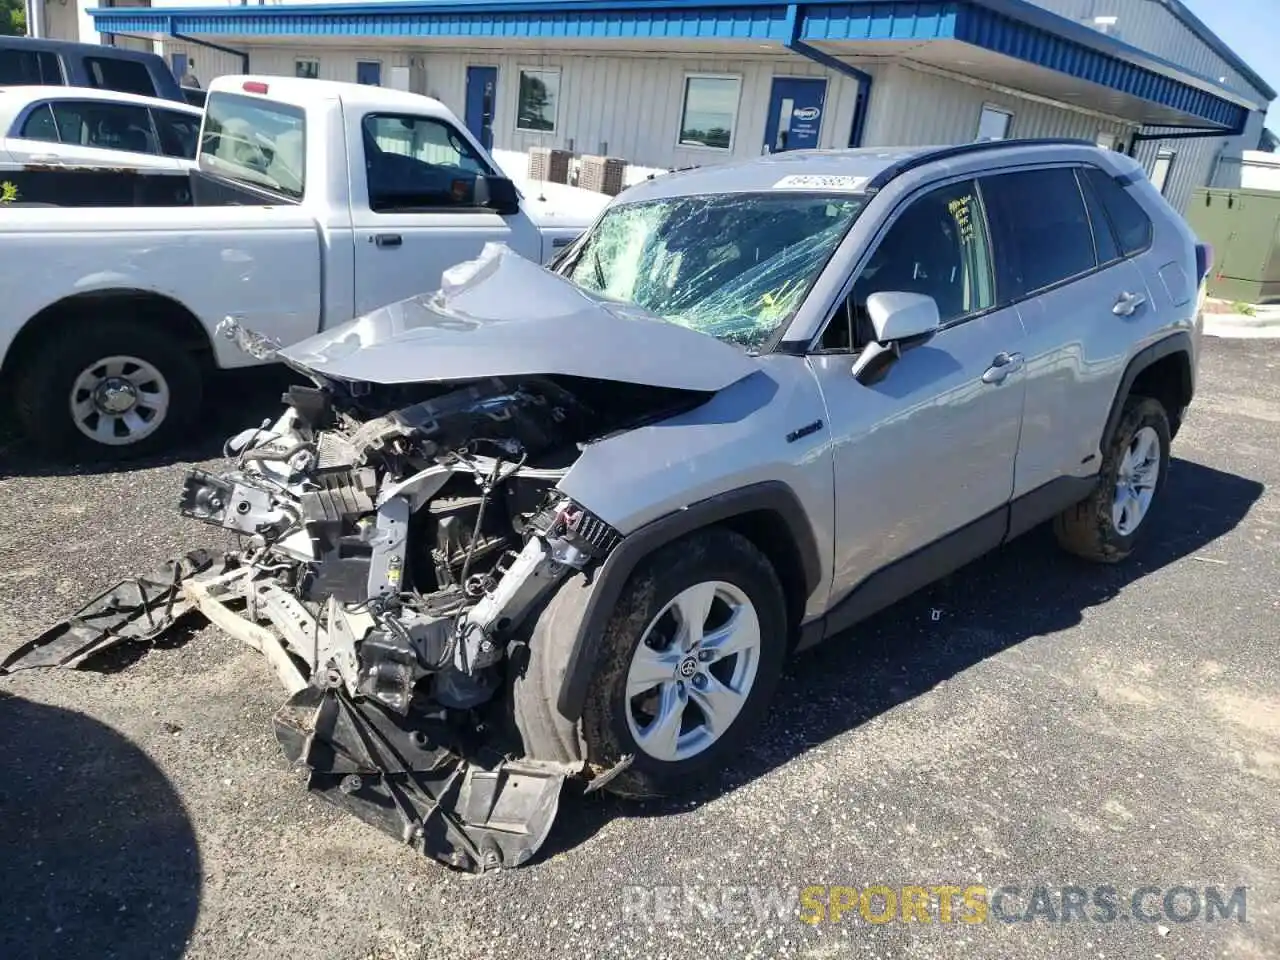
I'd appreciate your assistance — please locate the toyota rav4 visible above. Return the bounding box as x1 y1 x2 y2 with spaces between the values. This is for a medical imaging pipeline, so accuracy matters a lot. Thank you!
4 138 1210 872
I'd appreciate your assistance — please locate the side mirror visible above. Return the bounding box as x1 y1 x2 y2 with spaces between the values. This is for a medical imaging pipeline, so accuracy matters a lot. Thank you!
866 291 941 342
474 174 520 215
851 291 940 386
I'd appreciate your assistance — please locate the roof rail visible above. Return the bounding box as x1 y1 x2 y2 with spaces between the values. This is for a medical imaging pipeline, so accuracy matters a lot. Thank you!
863 137 1096 192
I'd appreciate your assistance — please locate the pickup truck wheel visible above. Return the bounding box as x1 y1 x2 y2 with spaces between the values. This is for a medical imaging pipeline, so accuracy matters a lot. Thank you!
13 320 202 461
577 529 787 799
1053 396 1171 563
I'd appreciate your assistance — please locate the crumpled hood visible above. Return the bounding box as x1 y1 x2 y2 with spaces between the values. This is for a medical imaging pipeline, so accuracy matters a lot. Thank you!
280 243 759 392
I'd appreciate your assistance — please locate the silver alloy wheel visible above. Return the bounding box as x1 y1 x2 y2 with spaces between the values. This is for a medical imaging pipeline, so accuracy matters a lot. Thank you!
1112 425 1161 536
69 355 171 446
624 580 762 763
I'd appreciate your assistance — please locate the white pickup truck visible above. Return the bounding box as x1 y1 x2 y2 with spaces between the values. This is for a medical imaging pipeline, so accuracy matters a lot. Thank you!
0 74 611 460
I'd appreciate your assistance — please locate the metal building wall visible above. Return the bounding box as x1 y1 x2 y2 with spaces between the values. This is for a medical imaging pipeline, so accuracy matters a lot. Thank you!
194 45 870 172
863 63 1134 147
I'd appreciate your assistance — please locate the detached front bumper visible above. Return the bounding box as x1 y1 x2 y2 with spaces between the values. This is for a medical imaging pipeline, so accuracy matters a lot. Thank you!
0 551 578 873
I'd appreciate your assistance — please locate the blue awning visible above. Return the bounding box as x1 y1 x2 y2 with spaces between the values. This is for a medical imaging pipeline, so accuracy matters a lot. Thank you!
91 0 1256 132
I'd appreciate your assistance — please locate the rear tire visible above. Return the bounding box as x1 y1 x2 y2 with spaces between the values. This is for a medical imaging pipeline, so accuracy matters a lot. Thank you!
13 318 203 462
1054 396 1171 563
513 528 788 799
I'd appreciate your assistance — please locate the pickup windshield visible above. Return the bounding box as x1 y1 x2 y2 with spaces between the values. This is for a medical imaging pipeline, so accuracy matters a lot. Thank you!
199 92 306 199
560 191 865 349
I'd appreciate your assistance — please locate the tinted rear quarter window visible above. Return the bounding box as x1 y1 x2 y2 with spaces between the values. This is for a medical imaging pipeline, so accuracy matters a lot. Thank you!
0 49 63 85
85 56 157 97
18 103 60 142
981 167 1096 301
1083 166 1154 257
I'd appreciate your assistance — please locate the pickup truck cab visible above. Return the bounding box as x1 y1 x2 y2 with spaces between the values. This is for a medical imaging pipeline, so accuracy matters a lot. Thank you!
0 75 610 460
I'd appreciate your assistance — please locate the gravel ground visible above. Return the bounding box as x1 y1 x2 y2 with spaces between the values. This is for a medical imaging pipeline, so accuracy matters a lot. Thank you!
0 339 1277 960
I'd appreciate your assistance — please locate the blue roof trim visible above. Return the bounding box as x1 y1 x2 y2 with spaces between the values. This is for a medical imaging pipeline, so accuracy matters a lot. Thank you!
956 5 1247 130
91 0 1252 129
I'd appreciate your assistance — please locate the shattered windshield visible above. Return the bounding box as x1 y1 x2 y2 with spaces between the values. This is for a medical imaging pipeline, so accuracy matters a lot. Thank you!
560 191 866 349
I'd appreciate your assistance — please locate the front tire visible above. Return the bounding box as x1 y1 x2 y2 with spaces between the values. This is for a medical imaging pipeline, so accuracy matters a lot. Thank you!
13 318 203 462
1054 395 1171 563
571 529 788 798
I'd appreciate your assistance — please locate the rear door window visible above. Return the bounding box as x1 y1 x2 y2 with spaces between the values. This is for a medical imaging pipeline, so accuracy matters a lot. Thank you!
48 101 159 154
85 56 157 97
980 167 1097 302
0 49 62 85
153 108 201 158
1081 166 1154 257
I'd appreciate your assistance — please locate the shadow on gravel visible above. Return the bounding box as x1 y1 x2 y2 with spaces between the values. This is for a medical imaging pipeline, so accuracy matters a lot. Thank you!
0 365 306 479
0 692 201 960
539 456 1265 860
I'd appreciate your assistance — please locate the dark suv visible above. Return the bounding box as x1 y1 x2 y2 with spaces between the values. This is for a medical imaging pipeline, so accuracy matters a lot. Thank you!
0 37 185 104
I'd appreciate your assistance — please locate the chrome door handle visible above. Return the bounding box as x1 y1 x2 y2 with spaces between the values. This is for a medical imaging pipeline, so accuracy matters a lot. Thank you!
982 351 1024 384
1113 291 1147 316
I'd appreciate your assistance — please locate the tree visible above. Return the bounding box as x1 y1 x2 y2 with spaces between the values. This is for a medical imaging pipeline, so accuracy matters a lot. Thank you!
1 0 26 36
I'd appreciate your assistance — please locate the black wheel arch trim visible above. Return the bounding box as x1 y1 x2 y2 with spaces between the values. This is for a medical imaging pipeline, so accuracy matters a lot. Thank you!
553 481 823 722
1100 331 1193 452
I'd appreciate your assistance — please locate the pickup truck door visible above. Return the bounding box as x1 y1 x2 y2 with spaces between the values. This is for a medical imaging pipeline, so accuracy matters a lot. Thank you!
4 99 186 170
348 111 543 316
805 177 1027 628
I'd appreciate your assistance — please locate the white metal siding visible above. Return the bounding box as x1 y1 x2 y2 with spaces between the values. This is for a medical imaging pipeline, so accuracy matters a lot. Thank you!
196 46 871 172
863 64 1133 147
1028 0 1263 105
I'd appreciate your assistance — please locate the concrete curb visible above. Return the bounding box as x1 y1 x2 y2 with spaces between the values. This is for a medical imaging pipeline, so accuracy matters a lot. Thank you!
1202 311 1280 339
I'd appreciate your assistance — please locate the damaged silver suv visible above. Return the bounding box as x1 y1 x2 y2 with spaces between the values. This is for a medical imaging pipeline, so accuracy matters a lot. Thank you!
5 139 1210 872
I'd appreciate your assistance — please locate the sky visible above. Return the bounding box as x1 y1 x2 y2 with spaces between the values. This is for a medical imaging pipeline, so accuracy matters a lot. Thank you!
1181 0 1280 133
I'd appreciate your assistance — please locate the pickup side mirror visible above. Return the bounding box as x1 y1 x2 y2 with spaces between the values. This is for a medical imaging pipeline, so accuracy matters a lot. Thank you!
851 291 940 385
474 174 520 216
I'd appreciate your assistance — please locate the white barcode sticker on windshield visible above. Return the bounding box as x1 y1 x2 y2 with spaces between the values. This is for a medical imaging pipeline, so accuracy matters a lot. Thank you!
773 174 869 191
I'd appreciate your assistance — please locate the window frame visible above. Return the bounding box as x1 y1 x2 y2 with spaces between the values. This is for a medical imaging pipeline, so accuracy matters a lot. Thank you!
295 58 320 80
975 103 1013 142
514 66 562 134
1150 148 1176 196
361 110 499 215
675 72 743 153
811 173 1000 356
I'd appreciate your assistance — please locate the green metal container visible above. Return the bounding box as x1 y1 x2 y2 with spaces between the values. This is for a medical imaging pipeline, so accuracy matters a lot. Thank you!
1186 187 1280 304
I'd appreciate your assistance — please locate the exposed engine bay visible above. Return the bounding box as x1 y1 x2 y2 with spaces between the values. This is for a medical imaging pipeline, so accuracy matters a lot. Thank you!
1 363 706 872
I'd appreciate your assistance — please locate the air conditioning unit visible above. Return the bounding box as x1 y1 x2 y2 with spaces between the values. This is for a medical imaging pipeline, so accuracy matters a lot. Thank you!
1089 15 1122 39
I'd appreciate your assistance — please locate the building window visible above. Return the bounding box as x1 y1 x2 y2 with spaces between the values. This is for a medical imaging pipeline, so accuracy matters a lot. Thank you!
677 75 741 151
1096 132 1118 151
295 59 320 80
516 68 560 133
975 104 1012 141
1151 149 1176 195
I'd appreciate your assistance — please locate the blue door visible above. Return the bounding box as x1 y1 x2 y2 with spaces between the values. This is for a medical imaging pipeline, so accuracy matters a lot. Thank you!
763 77 827 153
465 66 498 151
170 52 188 84
357 61 382 86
